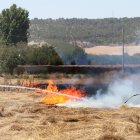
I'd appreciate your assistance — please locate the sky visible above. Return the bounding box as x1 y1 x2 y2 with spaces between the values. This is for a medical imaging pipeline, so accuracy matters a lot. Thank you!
0 0 140 19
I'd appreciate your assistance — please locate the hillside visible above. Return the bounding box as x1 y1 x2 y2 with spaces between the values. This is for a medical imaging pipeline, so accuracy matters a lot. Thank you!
30 17 140 45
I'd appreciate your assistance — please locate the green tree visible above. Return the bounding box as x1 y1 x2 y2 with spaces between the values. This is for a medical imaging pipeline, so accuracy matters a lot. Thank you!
0 4 29 45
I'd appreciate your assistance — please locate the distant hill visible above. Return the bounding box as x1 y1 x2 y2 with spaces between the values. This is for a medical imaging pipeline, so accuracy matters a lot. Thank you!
30 17 140 46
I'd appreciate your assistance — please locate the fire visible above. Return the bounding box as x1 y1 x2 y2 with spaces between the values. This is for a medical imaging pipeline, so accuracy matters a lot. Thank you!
40 80 86 105
46 80 58 92
18 79 86 104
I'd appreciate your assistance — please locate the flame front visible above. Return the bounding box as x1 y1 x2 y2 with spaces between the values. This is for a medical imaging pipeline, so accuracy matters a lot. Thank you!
41 80 85 105
20 79 86 105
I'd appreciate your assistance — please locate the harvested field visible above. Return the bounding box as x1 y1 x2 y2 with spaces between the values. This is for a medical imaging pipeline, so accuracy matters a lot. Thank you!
0 91 140 140
85 45 140 56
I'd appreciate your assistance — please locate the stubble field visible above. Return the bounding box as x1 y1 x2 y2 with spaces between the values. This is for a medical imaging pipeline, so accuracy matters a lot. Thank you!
0 90 140 140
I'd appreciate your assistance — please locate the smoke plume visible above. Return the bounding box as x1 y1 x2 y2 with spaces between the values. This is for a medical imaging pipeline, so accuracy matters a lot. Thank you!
59 76 140 108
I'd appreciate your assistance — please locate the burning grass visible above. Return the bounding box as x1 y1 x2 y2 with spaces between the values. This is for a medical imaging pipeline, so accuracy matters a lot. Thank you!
34 80 86 105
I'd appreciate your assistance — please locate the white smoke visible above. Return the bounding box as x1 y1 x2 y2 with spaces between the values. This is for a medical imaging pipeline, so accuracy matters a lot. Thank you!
58 78 140 108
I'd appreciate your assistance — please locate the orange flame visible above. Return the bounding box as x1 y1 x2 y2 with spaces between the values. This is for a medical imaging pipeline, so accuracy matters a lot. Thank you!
21 79 85 105
40 80 85 105
46 80 59 92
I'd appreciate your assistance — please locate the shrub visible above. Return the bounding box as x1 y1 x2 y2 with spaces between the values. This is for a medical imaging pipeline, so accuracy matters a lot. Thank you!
26 45 63 65
0 47 25 74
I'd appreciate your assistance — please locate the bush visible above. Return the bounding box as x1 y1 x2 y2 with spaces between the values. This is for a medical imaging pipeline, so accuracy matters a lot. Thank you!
26 45 63 65
0 47 25 74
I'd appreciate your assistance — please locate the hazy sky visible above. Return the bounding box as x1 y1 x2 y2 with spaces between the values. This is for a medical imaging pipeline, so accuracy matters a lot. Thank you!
0 0 140 19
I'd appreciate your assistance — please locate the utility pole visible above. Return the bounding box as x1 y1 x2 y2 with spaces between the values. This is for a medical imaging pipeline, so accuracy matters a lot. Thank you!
111 11 114 45
122 27 125 74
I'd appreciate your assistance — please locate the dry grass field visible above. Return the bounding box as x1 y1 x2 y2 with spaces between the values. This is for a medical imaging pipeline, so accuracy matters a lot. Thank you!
85 46 140 56
0 90 140 140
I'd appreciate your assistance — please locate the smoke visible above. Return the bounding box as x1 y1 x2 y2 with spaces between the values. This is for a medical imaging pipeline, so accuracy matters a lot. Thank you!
58 77 140 108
